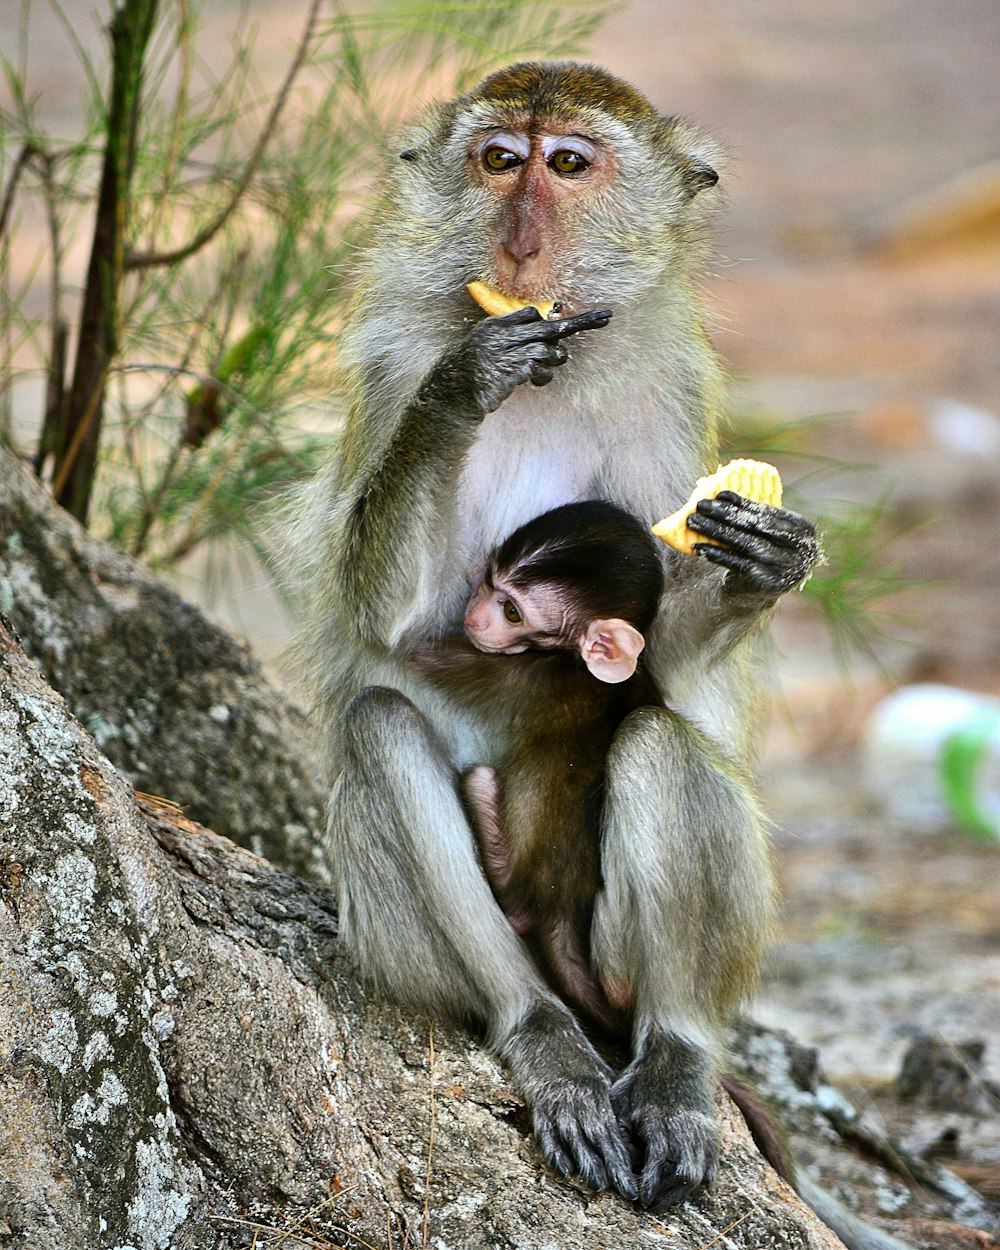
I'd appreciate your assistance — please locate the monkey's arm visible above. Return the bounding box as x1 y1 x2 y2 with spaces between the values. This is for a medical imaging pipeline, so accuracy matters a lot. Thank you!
339 308 611 645
687 491 821 597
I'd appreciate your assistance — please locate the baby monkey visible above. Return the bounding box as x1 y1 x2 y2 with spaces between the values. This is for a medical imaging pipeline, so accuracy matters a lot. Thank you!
418 500 665 1028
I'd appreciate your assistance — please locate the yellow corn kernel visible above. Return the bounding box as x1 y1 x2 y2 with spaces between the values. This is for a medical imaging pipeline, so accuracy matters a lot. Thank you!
652 459 783 556
466 280 558 320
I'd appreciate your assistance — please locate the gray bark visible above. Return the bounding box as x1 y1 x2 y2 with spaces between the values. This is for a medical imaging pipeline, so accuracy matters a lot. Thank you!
0 444 326 882
1 444 993 1248
1 615 845 1249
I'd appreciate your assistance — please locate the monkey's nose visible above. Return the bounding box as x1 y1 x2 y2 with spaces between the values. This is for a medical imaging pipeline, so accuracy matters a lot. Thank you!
502 212 544 264
502 237 541 264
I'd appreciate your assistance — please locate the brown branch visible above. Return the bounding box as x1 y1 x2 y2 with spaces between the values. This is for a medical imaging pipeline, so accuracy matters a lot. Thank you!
33 151 68 473
49 359 110 503
124 0 323 271
54 0 160 521
35 320 69 474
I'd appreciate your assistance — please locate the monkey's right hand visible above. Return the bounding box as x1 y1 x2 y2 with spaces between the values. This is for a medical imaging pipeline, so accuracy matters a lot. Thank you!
423 306 612 418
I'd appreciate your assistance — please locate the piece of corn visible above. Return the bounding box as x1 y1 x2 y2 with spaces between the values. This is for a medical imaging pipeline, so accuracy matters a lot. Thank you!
466 280 558 320
652 459 783 556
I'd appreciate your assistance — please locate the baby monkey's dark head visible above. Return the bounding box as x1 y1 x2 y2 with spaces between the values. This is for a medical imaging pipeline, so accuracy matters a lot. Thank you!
464 500 664 683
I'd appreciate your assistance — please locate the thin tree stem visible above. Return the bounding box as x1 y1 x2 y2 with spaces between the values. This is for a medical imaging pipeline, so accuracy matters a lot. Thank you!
125 0 323 271
0 142 39 241
54 0 159 522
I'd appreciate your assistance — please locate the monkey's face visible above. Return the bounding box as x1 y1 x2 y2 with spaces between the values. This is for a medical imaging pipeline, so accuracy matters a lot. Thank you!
463 574 570 655
384 64 722 324
466 123 617 305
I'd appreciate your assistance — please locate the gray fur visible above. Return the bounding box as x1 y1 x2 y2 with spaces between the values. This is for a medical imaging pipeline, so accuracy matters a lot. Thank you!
295 61 829 1217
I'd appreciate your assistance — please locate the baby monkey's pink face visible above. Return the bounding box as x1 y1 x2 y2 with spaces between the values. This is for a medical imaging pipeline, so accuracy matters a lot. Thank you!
463 566 646 685
463 574 568 655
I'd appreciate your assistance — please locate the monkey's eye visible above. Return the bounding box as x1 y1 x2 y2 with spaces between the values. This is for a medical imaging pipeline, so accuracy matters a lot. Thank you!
549 149 589 176
483 146 523 173
502 599 522 625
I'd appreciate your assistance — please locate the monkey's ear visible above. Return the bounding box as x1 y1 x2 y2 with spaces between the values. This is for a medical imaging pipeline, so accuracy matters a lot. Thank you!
681 157 719 198
580 619 645 684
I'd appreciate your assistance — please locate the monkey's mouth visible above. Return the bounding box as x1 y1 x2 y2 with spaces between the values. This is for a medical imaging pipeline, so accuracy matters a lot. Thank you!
468 639 530 655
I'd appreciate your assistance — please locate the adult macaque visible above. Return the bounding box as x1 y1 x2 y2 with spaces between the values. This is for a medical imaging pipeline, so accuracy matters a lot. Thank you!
298 61 825 1211
416 499 664 1031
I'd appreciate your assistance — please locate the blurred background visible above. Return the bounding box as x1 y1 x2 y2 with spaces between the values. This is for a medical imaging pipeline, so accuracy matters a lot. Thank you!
3 0 999 1206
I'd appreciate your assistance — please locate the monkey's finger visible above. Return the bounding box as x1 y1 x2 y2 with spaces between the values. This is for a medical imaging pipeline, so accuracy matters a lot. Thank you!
497 307 611 342
636 1113 718 1210
545 308 613 339
561 1121 612 1192
535 1096 637 1199
696 494 817 545
691 501 819 562
527 342 569 386
694 541 787 576
535 1115 610 1193
688 508 816 565
494 310 610 350
687 513 788 557
695 543 807 594
534 1118 576 1180
641 1165 703 1212
521 341 568 367
582 1122 638 1200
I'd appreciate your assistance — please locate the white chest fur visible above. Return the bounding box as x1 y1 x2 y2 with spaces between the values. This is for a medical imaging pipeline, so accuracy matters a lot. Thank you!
455 388 607 562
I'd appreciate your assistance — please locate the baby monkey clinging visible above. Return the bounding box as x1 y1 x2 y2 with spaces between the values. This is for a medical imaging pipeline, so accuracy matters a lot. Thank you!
418 500 665 1028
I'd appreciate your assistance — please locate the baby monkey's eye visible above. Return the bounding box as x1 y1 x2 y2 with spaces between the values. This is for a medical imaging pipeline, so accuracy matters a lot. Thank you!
502 599 522 624
483 146 523 172
549 149 589 175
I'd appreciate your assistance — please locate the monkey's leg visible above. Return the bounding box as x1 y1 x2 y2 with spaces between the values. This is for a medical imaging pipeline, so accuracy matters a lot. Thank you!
331 686 637 1199
591 706 775 1210
459 765 525 931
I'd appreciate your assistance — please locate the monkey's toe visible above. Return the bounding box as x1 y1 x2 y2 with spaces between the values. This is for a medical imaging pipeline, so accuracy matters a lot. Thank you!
532 1089 638 1201
634 1108 719 1210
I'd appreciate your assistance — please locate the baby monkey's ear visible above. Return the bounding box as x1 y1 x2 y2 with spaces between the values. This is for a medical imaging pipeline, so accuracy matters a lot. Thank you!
580 619 645 684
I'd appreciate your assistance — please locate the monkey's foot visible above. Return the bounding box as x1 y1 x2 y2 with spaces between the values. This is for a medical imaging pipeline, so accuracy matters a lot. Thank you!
501 1000 638 1200
612 1036 719 1209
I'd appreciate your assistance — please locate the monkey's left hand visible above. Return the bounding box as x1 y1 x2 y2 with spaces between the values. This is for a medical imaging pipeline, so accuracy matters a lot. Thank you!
686 491 821 597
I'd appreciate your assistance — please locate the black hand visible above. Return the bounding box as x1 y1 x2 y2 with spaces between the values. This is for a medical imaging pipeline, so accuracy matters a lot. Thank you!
688 490 821 597
422 306 613 419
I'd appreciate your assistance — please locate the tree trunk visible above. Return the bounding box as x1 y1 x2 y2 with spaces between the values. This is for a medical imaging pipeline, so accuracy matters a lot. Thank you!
0 444 326 883
52 0 159 522
1 443 994 1248
0 615 842 1249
